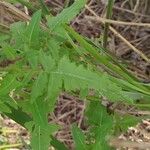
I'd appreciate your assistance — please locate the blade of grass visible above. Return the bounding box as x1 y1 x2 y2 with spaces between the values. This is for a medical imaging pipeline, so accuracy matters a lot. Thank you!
65 25 150 94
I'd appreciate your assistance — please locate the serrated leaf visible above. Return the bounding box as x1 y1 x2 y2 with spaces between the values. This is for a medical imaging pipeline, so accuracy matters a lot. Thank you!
47 38 60 60
39 50 55 72
47 0 86 31
31 98 48 127
10 22 26 49
31 71 48 102
51 57 131 102
72 124 87 150
25 49 39 69
31 124 59 150
25 10 41 46
0 73 20 96
47 74 62 112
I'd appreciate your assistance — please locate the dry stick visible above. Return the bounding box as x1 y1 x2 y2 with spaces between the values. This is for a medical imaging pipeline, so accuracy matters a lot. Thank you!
85 16 150 28
0 1 31 21
109 27 150 63
110 139 150 149
133 0 140 12
0 143 22 149
0 1 47 30
0 22 9 29
113 6 150 18
85 5 150 63
78 101 86 128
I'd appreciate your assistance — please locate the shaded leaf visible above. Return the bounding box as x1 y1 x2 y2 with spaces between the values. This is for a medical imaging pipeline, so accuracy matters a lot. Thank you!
72 124 87 150
31 71 48 102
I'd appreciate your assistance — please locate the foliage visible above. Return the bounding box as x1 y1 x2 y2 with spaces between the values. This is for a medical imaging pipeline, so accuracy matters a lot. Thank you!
0 0 150 150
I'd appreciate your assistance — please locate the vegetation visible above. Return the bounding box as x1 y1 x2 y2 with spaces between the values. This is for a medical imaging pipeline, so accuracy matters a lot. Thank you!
0 0 150 149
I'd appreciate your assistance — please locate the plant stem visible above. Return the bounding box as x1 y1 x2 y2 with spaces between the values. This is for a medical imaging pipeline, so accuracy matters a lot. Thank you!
103 0 114 49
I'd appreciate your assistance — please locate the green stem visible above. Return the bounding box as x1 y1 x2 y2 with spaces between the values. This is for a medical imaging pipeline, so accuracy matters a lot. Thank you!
103 0 114 49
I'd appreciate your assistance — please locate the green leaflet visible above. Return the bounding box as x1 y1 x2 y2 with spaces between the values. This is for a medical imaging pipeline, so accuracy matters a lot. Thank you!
5 105 32 127
114 114 141 134
51 137 68 150
51 57 131 102
31 124 59 150
10 22 26 49
2 45 16 59
47 0 86 31
25 10 41 46
0 73 20 96
86 101 113 150
47 38 60 60
30 97 59 150
47 74 62 112
0 34 10 43
39 50 55 72
72 124 87 150
65 25 150 96
31 71 48 102
31 98 48 127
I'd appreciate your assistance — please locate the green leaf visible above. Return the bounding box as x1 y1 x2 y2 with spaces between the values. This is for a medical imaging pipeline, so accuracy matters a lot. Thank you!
72 124 87 150
86 101 113 149
30 96 59 150
39 51 55 72
31 124 59 150
31 98 48 127
31 71 48 102
0 73 20 96
0 102 11 113
47 0 86 31
51 137 68 150
2 44 16 59
51 57 131 102
0 34 10 43
114 114 141 133
25 10 41 46
47 38 60 60
47 74 62 112
25 49 39 69
5 105 32 127
10 22 26 49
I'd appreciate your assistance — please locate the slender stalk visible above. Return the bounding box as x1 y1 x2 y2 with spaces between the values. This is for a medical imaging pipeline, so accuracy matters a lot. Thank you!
103 0 114 49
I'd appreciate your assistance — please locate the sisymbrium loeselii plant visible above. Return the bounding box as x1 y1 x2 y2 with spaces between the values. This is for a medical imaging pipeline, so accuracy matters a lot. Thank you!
0 0 150 149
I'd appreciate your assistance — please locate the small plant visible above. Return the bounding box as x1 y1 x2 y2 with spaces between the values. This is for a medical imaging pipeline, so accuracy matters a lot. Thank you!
0 0 150 149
